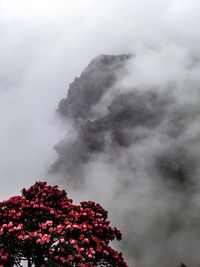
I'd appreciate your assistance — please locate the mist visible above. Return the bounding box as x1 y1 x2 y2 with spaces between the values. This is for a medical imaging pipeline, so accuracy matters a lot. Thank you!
50 52 200 266
1 0 200 266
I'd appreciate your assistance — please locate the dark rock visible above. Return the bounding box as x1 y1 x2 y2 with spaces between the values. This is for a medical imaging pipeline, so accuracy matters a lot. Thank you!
57 54 132 120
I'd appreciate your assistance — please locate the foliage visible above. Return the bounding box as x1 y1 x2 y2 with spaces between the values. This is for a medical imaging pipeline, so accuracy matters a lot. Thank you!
0 181 127 266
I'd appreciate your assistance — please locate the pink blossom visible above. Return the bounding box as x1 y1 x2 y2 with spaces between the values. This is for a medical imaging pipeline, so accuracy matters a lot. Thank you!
60 237 65 243
1 255 7 260
47 220 53 226
67 255 74 261
8 221 13 227
103 250 109 256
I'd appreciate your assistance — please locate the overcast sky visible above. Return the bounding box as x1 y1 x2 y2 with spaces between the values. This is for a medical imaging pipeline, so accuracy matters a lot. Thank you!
2 1 200 266
0 0 147 198
0 0 200 197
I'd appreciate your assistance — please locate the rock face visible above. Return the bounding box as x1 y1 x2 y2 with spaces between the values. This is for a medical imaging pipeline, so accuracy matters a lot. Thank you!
52 54 199 187
50 54 200 267
58 54 131 120
51 54 135 179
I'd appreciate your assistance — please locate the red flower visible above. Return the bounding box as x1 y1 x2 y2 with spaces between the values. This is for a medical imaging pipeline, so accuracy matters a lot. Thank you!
0 181 127 266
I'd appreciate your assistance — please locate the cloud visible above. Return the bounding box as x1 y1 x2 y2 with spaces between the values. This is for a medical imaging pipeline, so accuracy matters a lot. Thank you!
1 0 200 266
50 51 200 266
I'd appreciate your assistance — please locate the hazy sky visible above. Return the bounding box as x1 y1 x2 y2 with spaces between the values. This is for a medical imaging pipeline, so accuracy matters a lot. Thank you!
0 0 130 198
0 0 199 199
1 1 200 266
0 0 141 198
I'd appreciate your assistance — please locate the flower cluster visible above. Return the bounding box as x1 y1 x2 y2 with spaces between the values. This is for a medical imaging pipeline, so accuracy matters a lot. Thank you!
0 181 127 266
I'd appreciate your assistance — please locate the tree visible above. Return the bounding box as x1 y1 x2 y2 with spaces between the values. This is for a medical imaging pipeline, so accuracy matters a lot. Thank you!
0 181 127 266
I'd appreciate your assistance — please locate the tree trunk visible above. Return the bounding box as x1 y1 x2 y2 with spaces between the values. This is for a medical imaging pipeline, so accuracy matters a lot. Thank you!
28 257 31 267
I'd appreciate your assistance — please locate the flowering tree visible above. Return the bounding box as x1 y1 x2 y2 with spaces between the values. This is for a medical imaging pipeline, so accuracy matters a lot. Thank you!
0 181 127 266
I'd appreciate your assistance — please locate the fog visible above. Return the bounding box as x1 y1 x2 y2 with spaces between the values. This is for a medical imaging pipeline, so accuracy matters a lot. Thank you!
1 0 200 266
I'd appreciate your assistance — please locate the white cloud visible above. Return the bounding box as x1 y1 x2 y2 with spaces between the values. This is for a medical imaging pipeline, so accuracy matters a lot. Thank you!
0 1 200 265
